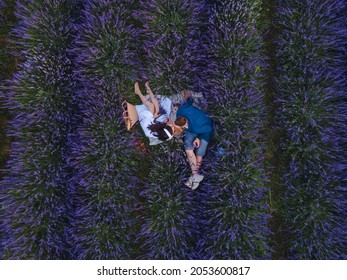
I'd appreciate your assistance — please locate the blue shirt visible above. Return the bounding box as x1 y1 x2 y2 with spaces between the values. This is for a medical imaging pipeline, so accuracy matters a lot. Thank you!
176 97 213 141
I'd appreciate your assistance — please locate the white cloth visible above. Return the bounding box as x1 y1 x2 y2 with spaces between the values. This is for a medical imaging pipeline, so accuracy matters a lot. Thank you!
135 96 172 145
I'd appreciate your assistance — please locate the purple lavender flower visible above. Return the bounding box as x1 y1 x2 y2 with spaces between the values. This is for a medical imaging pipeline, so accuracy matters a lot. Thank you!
138 0 207 94
0 0 78 259
131 0 207 259
1 0 345 261
274 0 347 259
68 0 142 259
198 0 271 259
136 143 202 259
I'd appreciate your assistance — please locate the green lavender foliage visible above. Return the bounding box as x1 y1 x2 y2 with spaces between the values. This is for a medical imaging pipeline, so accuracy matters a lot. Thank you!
139 0 206 93
275 0 347 259
68 0 142 259
1 0 78 259
0 0 17 259
199 0 271 259
133 0 207 259
137 142 202 259
0 0 17 171
0 0 16 82
0 0 345 261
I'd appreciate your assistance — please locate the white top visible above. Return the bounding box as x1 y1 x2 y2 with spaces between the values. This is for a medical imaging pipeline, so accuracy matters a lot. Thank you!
135 96 172 145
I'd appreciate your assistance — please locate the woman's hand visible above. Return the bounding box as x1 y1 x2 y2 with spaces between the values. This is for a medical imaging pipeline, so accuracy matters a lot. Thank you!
193 138 200 148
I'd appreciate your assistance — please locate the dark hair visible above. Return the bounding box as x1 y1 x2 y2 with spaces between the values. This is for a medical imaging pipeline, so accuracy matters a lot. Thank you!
148 121 173 141
175 116 187 127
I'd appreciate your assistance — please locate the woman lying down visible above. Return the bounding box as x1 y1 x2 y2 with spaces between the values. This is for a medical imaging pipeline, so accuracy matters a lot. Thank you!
123 81 184 145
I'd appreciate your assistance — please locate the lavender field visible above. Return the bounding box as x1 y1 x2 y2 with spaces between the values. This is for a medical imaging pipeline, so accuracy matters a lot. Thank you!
0 0 346 259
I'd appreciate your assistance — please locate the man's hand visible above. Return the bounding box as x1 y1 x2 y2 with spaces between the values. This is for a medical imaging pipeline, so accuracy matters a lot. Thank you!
193 138 200 148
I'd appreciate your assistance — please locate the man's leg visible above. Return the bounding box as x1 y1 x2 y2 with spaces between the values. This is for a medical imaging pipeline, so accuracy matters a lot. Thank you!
185 150 204 190
186 152 203 175
195 139 208 168
184 149 203 190
196 155 203 172
184 131 197 173
183 132 200 188
186 149 198 175
188 141 208 190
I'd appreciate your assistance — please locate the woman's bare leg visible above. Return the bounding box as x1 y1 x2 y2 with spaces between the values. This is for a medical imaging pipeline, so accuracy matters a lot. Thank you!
145 81 160 117
134 82 155 114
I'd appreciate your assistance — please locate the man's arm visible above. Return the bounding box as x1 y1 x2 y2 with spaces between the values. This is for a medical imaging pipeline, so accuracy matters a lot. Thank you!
185 97 193 106
183 90 193 106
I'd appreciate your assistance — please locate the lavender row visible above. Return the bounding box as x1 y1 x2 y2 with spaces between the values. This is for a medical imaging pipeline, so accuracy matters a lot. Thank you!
67 0 142 259
274 0 347 259
0 0 78 259
135 0 207 259
0 0 16 259
139 0 207 93
198 1 271 259
136 143 202 259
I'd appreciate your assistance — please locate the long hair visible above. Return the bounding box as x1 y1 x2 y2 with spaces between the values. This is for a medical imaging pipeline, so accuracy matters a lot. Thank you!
148 121 173 141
